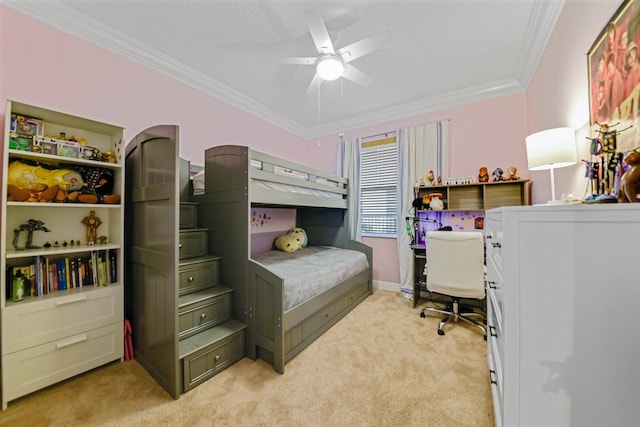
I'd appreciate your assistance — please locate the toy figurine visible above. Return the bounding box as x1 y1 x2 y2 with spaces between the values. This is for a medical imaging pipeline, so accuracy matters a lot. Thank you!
426 170 435 186
492 167 504 181
506 166 520 181
478 167 489 183
12 219 50 250
82 210 102 245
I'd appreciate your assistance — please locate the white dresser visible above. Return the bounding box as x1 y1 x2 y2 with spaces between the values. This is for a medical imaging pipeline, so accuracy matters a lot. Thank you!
485 204 640 427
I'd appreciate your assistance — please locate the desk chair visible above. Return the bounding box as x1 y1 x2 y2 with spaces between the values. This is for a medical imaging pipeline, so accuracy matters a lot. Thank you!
420 230 486 339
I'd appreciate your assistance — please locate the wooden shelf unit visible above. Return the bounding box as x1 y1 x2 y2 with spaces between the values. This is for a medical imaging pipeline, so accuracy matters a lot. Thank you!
414 180 530 212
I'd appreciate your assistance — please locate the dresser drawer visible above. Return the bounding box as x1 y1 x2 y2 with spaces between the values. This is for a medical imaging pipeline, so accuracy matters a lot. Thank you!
179 229 208 259
488 347 503 427
180 320 246 392
178 256 219 295
178 289 231 339
2 286 123 354
180 203 198 229
2 322 123 403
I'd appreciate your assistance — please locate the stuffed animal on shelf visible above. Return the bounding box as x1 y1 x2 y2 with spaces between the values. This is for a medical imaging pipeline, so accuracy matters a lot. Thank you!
74 166 121 204
492 167 505 181
618 150 640 203
506 166 520 181
7 160 83 202
275 234 302 253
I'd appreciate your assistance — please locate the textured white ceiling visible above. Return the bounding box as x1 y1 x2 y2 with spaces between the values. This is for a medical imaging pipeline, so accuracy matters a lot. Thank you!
4 0 565 139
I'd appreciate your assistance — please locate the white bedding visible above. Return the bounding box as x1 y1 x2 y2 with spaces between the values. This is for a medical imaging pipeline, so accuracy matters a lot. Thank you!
252 246 369 311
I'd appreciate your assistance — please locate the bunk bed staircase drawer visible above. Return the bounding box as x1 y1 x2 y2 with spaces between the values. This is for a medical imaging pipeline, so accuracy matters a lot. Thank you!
178 256 220 295
179 229 208 259
180 320 246 392
179 202 198 229
178 286 232 339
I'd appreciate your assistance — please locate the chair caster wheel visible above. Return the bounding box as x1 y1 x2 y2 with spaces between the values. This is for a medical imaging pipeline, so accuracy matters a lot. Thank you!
437 330 445 336
420 312 426 318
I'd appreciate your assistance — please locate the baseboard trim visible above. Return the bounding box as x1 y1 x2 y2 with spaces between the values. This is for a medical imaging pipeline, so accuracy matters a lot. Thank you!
373 280 400 292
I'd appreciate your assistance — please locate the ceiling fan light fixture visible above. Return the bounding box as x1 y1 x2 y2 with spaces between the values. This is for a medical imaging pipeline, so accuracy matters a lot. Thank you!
317 55 344 81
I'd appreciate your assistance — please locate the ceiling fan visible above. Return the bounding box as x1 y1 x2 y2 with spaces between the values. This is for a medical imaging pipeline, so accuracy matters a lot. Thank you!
279 10 392 93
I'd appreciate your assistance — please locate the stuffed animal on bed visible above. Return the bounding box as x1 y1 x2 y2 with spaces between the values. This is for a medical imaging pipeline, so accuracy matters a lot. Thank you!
287 227 308 247
275 234 302 253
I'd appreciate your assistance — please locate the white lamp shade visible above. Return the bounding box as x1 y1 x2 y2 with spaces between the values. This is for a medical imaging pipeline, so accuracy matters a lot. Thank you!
525 127 577 171
317 55 344 81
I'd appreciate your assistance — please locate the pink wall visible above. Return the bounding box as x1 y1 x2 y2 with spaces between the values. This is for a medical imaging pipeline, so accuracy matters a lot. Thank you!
0 7 321 169
1 2 623 286
527 0 623 204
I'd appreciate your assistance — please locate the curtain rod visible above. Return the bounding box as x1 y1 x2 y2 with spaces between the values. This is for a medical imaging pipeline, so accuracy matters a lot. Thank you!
362 118 454 141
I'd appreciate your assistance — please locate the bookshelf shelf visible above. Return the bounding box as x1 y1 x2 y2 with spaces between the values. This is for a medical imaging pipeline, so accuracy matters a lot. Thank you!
1 100 125 410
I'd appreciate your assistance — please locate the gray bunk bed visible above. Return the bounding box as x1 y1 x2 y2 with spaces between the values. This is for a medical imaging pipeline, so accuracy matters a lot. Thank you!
193 145 372 374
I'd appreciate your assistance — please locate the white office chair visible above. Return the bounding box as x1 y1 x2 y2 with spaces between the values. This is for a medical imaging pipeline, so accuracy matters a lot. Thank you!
420 230 486 339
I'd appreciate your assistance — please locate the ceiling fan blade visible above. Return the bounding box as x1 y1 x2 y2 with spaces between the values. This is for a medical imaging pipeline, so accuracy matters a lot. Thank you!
342 64 374 87
277 57 318 65
306 72 324 93
304 11 335 55
337 29 392 63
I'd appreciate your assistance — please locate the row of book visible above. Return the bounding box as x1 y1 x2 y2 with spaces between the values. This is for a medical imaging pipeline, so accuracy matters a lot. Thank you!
6 250 117 301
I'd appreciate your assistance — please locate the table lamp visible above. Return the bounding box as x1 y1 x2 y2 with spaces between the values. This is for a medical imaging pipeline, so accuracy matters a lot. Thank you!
525 127 577 203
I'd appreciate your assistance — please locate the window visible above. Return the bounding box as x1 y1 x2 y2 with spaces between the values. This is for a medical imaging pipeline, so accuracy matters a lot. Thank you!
360 135 398 236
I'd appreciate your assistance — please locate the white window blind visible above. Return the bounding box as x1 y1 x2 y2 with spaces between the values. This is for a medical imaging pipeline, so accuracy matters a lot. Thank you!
360 137 398 236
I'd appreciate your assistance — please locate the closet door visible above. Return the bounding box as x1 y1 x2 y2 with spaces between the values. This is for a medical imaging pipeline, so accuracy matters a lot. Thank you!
125 125 180 398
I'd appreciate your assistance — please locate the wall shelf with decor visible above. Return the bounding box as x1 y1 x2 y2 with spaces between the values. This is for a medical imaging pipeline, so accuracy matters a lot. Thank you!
411 179 530 308
414 180 531 212
1 100 125 410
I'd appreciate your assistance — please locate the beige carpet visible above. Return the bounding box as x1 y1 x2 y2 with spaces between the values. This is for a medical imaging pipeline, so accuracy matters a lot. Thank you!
0 290 494 427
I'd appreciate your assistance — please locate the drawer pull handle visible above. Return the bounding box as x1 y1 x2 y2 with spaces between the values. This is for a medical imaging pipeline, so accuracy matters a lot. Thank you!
56 295 88 306
179 243 183 248
215 354 220 361
492 242 501 248
188 276 194 282
489 325 498 338
56 334 88 349
200 313 207 320
489 369 497 385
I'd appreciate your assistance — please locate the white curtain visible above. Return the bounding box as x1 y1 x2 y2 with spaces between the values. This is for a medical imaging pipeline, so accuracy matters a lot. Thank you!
397 122 449 300
337 138 362 241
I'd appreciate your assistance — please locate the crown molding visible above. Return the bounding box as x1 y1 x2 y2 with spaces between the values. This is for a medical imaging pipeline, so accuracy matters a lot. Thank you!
309 78 524 139
2 0 560 141
1 0 309 137
514 0 565 87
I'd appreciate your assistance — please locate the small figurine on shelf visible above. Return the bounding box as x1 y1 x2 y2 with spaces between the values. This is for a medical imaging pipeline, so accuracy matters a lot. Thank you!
492 167 505 181
429 193 444 210
506 166 520 181
478 166 489 183
12 219 50 250
82 210 102 245
426 170 435 186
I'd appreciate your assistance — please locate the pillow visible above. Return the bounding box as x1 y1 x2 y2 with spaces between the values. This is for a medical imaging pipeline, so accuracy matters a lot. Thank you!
275 234 302 253
287 227 308 247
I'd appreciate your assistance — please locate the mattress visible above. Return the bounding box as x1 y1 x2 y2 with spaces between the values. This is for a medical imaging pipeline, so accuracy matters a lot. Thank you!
252 246 370 311
251 179 342 199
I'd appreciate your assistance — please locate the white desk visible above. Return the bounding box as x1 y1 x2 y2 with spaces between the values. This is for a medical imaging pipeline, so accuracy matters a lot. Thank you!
485 204 640 426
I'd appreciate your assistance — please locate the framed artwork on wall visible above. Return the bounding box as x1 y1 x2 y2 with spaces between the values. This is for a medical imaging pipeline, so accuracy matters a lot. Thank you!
587 0 640 152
